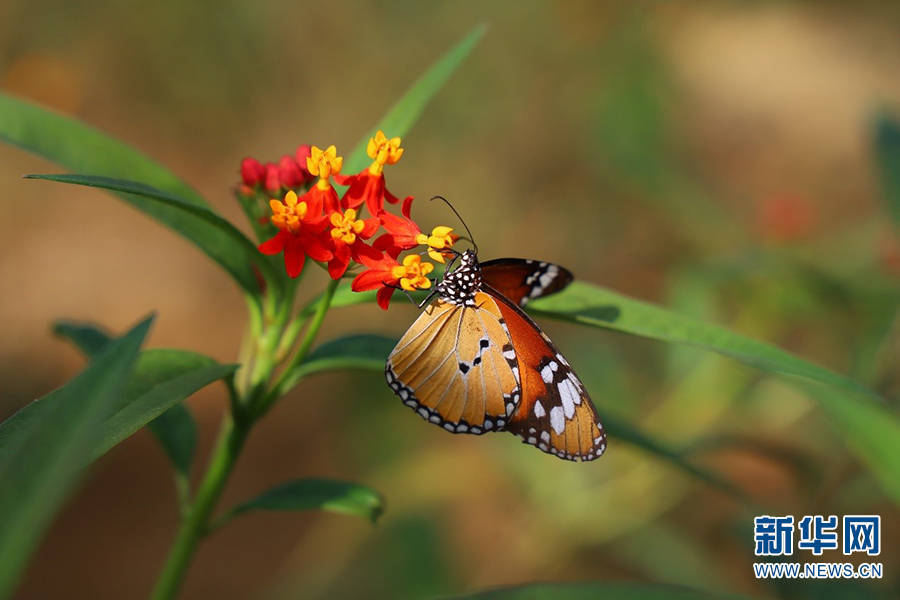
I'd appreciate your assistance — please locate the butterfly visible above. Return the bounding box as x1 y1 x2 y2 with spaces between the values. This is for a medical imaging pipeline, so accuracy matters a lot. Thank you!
385 249 606 462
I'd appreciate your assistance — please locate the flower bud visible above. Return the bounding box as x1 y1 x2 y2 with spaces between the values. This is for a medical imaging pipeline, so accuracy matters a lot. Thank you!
264 162 281 193
279 154 305 188
240 157 266 187
296 144 312 179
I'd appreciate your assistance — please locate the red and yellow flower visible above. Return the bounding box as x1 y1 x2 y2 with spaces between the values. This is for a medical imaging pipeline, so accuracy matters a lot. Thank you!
259 190 332 278
352 253 434 310
335 130 404 215
301 145 343 215
326 208 380 279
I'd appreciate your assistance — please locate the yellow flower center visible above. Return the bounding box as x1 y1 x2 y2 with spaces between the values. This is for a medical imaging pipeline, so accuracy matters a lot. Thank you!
415 225 455 263
366 130 404 176
330 208 366 245
391 254 433 291
306 145 343 190
269 190 308 233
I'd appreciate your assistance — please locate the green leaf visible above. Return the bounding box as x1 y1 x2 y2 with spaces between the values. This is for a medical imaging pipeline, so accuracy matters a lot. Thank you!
0 92 204 206
91 351 236 464
342 24 487 174
52 320 112 355
528 281 900 504
229 478 384 523
26 174 279 300
293 334 395 379
52 321 226 477
0 316 152 597
529 281 875 399
602 412 746 502
874 113 900 226
454 582 752 600
146 404 197 477
814 384 900 505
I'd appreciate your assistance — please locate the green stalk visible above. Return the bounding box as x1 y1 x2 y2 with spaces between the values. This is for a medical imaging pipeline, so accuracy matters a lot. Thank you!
149 415 249 600
150 278 336 600
256 278 340 415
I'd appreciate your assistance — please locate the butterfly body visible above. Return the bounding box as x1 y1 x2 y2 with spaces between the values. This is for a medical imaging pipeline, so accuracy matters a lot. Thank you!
386 250 606 462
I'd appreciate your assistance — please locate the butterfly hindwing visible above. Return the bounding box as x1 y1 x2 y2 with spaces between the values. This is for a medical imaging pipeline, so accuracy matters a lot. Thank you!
486 285 607 461
480 258 573 307
386 291 521 434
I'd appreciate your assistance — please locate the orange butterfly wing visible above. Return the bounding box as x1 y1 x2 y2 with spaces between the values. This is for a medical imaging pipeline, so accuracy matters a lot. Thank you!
386 292 521 434
481 258 573 306
486 285 607 461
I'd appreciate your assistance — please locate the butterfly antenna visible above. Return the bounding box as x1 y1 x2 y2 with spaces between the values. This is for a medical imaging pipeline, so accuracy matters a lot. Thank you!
430 195 478 255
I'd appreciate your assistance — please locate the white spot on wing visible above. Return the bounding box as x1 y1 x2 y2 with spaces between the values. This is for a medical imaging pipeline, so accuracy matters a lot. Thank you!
549 406 565 435
541 365 553 383
559 380 577 419
534 400 545 417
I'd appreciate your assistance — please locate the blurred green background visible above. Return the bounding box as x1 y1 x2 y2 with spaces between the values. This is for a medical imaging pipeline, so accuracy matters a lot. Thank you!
1 1 898 598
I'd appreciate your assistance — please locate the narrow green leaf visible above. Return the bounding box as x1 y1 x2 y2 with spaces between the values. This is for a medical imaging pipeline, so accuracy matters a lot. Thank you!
230 478 384 523
602 412 746 502
27 174 278 299
91 358 235 463
874 113 900 226
146 404 196 477
52 323 218 477
0 316 152 597
528 281 900 504
52 320 112 355
343 24 487 174
455 582 752 600
0 92 204 206
813 384 900 505
529 281 876 399
293 334 395 380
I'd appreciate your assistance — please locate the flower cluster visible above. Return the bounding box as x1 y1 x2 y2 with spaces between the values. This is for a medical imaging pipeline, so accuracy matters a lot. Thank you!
243 131 457 309
240 145 314 195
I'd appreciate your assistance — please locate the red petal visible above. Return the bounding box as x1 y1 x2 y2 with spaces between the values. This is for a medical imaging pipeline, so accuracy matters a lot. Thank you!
364 176 386 216
303 232 333 262
376 286 395 310
373 233 403 259
351 239 382 263
340 175 371 210
322 187 340 214
333 173 355 186
401 196 414 219
352 268 391 291
284 237 306 278
328 251 351 280
384 186 401 205
359 217 381 238
258 231 288 255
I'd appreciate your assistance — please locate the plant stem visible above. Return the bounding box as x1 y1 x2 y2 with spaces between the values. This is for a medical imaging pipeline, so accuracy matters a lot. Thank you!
151 277 336 599
149 414 249 600
258 278 339 414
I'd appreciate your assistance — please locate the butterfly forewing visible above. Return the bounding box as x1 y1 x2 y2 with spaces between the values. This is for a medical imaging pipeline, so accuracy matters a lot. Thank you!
487 286 607 461
480 258 573 306
386 291 521 434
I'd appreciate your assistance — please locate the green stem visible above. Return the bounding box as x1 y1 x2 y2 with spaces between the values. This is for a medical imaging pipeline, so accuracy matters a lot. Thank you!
256 278 339 416
149 415 249 600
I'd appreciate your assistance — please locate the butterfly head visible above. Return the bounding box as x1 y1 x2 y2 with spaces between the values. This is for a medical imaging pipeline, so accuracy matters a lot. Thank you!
436 249 482 306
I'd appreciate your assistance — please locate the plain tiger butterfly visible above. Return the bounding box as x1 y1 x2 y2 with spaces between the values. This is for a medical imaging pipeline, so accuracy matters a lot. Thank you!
385 237 607 462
